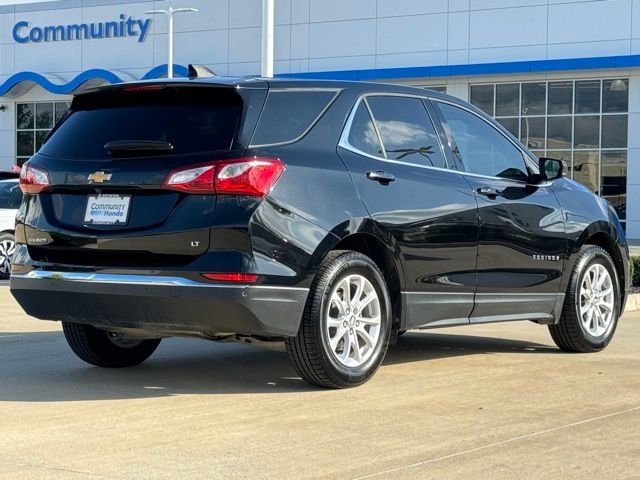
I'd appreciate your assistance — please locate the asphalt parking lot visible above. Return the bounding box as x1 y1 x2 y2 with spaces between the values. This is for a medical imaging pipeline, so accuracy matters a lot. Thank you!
0 286 638 480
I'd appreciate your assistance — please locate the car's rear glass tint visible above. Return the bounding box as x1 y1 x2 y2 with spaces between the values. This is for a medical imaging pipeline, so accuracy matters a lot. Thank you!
366 96 447 168
250 90 338 146
347 103 384 157
40 86 243 159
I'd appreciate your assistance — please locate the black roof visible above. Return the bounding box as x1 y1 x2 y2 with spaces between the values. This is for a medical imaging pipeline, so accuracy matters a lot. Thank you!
262 77 451 99
82 74 452 101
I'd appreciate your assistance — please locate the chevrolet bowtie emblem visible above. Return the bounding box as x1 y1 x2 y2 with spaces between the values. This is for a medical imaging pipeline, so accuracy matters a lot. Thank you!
87 171 112 183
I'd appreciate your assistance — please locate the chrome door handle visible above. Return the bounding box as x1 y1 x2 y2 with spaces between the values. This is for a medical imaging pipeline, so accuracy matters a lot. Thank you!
477 187 502 198
366 171 396 185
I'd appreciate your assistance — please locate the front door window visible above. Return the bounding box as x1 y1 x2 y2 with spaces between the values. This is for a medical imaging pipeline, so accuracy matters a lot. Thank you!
436 102 529 182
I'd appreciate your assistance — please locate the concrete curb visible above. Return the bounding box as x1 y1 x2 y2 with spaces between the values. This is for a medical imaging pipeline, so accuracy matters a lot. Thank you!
625 292 640 313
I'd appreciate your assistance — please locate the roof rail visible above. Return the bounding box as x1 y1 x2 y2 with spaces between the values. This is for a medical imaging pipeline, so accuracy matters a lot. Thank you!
188 64 217 79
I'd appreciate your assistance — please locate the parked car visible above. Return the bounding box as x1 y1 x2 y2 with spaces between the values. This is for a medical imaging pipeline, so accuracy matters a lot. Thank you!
10 71 629 388
0 176 21 279
0 166 21 180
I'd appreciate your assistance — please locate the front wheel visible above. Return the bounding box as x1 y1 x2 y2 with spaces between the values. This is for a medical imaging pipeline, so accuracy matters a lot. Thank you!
285 251 392 388
549 245 621 352
62 322 161 368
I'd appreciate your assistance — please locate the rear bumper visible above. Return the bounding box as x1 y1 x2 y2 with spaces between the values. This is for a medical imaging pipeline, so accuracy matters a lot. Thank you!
10 271 308 337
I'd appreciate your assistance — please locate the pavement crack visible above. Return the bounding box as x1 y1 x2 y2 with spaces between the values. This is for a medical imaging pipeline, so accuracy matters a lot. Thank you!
353 405 640 479
0 459 128 479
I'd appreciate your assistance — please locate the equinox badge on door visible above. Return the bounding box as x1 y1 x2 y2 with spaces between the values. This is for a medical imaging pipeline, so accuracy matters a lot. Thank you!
532 254 560 261
87 171 112 183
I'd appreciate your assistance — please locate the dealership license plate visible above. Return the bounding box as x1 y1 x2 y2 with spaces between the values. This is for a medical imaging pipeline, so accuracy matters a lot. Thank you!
84 194 131 226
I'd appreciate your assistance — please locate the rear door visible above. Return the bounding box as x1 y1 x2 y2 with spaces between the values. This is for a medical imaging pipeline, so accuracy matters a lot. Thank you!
433 100 567 324
23 83 266 266
338 94 479 328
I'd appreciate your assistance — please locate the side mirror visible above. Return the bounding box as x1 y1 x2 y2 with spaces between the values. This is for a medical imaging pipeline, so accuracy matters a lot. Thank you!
538 157 565 181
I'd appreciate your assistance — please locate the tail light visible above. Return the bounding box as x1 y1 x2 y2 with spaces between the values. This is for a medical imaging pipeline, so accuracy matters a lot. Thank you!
163 165 216 194
20 162 50 194
163 157 285 197
201 273 259 283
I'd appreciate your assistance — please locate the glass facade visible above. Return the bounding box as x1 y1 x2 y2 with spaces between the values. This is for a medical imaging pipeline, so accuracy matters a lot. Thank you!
470 79 629 227
16 101 70 166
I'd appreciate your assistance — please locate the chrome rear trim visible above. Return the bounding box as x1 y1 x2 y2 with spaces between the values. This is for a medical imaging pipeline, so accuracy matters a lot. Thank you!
12 271 309 291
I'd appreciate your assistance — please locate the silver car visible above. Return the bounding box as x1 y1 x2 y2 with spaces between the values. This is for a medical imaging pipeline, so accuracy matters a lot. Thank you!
0 178 21 279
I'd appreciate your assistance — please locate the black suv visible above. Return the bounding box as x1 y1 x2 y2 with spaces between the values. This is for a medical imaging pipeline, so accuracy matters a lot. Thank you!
10 72 629 388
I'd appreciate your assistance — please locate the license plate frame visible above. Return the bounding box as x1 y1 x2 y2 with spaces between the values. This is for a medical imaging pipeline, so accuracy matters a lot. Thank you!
83 194 132 226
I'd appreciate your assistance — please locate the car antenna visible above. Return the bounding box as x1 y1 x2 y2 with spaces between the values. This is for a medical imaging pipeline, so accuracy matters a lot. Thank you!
188 64 217 79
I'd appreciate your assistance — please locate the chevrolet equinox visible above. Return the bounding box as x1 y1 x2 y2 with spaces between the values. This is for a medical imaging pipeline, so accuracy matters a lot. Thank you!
10 68 629 388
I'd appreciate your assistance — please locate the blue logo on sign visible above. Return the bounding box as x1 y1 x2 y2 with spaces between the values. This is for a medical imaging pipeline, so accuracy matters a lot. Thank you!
13 14 152 44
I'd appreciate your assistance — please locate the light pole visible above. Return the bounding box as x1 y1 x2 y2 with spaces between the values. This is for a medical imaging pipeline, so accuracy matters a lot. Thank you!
261 0 274 77
145 5 198 79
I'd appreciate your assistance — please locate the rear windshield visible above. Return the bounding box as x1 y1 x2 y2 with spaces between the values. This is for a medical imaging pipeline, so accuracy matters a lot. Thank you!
40 86 243 159
250 90 338 146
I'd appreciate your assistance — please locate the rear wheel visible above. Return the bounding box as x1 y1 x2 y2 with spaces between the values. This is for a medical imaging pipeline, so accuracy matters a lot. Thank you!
285 250 392 388
0 232 16 279
62 322 161 368
549 245 621 352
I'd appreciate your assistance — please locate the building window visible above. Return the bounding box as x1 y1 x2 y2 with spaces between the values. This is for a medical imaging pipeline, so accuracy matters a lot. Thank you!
469 79 629 228
16 101 70 166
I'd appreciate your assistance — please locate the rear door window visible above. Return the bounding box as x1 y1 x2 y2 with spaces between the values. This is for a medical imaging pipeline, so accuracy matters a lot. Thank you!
39 86 243 159
250 90 338 146
346 102 384 158
366 96 447 168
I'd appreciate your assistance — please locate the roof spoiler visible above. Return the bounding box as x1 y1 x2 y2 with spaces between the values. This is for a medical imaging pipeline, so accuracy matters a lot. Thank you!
188 64 217 79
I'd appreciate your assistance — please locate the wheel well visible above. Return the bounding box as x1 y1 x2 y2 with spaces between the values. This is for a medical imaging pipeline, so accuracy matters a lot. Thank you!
583 232 626 306
332 233 403 330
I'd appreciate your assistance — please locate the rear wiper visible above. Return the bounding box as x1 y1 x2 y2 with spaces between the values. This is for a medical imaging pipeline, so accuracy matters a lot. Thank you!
104 140 174 155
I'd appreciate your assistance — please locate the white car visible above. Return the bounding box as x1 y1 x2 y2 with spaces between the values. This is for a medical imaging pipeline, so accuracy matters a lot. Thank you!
0 178 21 279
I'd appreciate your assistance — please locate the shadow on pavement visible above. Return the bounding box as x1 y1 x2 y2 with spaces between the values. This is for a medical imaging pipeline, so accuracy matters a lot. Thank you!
385 330 557 365
0 329 556 402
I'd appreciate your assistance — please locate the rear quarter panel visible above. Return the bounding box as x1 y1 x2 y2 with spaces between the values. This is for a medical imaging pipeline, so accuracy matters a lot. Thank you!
244 89 375 288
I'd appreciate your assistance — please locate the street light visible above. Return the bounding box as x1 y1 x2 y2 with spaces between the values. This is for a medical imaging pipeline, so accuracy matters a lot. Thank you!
145 5 198 79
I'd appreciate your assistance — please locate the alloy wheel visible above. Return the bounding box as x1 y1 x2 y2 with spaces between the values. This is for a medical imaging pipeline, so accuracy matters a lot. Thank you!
578 263 615 337
0 238 15 275
106 332 144 349
325 274 382 368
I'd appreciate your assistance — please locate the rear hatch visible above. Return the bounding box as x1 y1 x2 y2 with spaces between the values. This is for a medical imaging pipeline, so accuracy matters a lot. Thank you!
24 82 266 267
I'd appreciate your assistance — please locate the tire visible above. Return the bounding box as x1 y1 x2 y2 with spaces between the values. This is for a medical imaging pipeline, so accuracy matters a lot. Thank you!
285 250 392 389
0 231 16 280
62 322 161 368
549 245 621 353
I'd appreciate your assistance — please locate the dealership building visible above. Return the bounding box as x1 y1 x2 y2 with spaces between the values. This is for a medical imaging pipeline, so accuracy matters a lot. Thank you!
0 0 639 236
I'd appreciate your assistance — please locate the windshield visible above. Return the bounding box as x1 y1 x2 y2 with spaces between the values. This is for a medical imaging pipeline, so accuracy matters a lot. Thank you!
40 86 243 159
0 181 21 209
